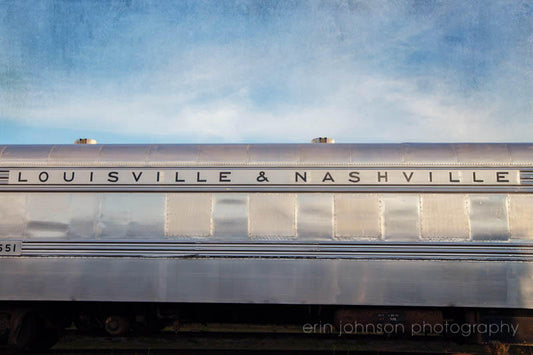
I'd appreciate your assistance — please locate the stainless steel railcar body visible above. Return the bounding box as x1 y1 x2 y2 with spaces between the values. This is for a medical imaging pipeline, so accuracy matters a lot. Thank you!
0 143 532 309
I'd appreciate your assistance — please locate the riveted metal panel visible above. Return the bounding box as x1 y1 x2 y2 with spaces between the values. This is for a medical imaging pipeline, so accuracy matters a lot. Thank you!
297 193 334 240
469 194 509 241
249 193 296 239
49 145 101 164
165 193 212 237
198 145 249 164
1 143 533 167
509 194 533 240
420 194 469 240
299 145 352 164
26 193 70 238
248 145 300 164
510 144 533 165
98 145 151 164
97 193 165 238
350 145 404 165
212 193 249 239
403 144 457 164
0 145 52 162
334 194 380 240
0 193 26 237
454 144 511 165
381 194 420 241
148 145 199 165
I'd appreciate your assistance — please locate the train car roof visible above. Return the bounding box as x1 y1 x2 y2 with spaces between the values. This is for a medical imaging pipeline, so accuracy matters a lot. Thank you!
0 143 532 166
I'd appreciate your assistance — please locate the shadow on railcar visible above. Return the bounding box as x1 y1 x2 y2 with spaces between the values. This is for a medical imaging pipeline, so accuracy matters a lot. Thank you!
1 302 532 351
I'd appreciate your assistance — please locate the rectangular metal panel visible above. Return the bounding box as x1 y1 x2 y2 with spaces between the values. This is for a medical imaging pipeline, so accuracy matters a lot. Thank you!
299 145 352 164
26 193 70 238
454 144 511 164
97 193 165 239
98 145 151 163
0 193 26 237
148 145 199 165
297 193 333 240
381 194 420 241
49 145 101 164
420 194 469 240
165 193 212 237
0 145 52 162
509 144 533 165
68 194 99 238
249 193 296 239
198 145 249 164
212 193 249 239
248 145 300 164
403 144 456 164
334 194 380 240
0 257 531 308
509 194 533 240
469 194 509 241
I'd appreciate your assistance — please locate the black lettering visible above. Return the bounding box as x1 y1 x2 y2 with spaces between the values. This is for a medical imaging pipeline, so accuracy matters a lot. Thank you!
473 172 484 183
175 172 185 182
348 171 360 183
295 172 307 183
497 171 510 183
377 171 388 182
107 171 119 183
39 172 49 182
132 171 143 182
63 171 75 182
449 172 460 183
196 172 207 183
219 171 231 182
429 171 433 182
402 171 414 182
17 172 28 182
156 171 160 182
322 172 335 183
90 171 94 182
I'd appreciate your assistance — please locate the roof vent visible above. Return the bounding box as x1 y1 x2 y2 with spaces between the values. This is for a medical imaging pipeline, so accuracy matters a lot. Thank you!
74 138 98 144
311 137 335 144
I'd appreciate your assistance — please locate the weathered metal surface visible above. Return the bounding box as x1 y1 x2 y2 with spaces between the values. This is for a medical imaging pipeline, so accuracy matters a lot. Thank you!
0 257 531 308
0 192 532 242
0 143 532 167
0 143 531 309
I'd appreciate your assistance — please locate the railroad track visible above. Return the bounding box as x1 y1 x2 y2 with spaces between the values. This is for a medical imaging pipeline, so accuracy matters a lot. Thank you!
2 329 531 355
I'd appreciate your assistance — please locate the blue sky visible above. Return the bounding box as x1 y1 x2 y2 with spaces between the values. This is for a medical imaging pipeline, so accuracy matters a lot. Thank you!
0 0 531 144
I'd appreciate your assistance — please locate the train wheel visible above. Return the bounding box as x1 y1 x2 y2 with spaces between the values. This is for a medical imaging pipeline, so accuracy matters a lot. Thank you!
9 310 60 351
104 315 130 336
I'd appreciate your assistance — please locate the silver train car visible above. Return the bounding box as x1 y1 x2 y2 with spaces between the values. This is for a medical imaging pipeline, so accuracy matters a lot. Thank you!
0 141 532 347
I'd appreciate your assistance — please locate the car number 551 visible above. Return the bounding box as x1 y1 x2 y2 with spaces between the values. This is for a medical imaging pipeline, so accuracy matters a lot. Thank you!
0 241 22 255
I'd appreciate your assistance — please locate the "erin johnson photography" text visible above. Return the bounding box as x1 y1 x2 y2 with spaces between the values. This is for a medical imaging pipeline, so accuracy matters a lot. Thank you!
302 321 519 338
